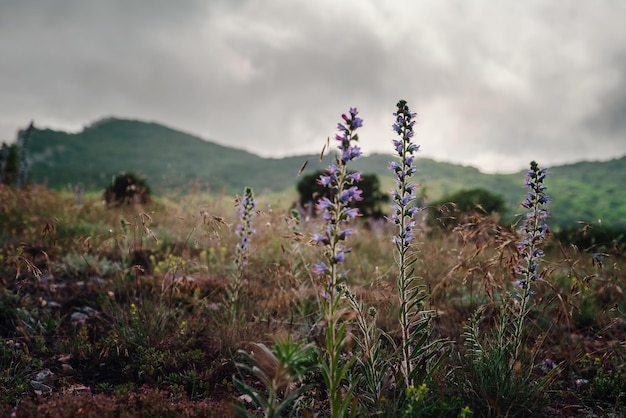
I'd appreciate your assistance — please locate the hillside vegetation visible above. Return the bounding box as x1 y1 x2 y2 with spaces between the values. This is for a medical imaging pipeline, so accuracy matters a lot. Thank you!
25 118 626 229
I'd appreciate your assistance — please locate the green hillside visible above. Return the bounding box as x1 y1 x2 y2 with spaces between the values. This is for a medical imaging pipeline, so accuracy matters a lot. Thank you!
29 118 269 192
23 118 626 229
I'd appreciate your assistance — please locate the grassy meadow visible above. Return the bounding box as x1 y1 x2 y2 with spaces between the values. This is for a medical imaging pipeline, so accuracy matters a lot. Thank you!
0 183 624 417
1 104 625 417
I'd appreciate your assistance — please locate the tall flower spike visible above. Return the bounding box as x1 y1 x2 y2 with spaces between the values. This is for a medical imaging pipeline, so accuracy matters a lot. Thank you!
512 160 550 362
229 187 256 325
313 107 363 418
389 99 426 387
313 107 363 288
517 161 550 289
235 187 256 269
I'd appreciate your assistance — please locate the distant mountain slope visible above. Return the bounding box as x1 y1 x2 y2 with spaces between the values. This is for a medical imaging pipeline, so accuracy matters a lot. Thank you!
26 118 626 229
29 118 268 191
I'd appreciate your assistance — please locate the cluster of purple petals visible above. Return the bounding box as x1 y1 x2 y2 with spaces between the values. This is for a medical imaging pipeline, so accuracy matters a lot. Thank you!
336 108 364 164
516 161 550 289
312 108 363 275
389 100 420 247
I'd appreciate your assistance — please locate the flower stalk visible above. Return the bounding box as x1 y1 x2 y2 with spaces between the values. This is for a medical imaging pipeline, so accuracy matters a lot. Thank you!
229 186 256 325
389 100 439 389
389 100 423 386
513 161 550 362
313 107 363 418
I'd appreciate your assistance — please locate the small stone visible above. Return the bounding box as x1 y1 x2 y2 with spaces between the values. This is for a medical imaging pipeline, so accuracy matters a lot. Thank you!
35 369 54 382
71 312 89 323
30 381 52 395
539 358 557 373
45 301 62 309
80 306 98 316
575 378 590 388
238 394 254 404
90 276 107 286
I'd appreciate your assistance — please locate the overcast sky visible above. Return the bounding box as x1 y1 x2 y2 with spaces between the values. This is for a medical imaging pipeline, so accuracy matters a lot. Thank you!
1 1 625 173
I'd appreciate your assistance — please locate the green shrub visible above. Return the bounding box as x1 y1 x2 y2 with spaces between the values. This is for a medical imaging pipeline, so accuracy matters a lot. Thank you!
554 223 626 254
0 143 18 185
104 173 151 206
429 188 507 229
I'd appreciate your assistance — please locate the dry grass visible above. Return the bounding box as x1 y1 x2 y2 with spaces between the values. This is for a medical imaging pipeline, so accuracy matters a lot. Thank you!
1 185 624 417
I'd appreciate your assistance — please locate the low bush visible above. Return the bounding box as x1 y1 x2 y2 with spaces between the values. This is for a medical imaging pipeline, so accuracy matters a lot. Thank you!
104 173 151 206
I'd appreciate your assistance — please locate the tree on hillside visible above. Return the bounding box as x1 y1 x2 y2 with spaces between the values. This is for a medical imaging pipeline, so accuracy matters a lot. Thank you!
15 123 34 188
0 143 18 185
429 188 507 229
0 122 33 187
296 170 389 218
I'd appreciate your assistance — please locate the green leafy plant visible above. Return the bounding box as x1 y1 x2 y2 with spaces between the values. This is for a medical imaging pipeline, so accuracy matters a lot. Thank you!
233 337 317 418
457 162 556 417
345 289 392 414
589 355 626 406
0 340 32 405
53 252 122 278
403 383 472 418
459 305 551 417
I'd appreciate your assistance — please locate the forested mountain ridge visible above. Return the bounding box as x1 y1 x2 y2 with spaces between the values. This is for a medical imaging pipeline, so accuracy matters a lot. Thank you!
23 118 626 229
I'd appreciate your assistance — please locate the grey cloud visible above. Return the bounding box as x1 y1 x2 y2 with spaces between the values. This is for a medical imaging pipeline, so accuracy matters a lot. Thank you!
585 54 626 137
1 0 626 172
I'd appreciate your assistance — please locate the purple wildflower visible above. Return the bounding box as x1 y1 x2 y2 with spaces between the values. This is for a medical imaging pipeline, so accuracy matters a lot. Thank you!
229 187 256 323
313 107 364 292
316 197 333 211
341 207 360 220
313 233 329 245
347 171 362 182
340 186 363 203
388 100 426 385
313 262 329 274
332 249 346 264
512 163 550 363
341 145 362 163
338 229 353 240
516 161 550 289
317 175 333 186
